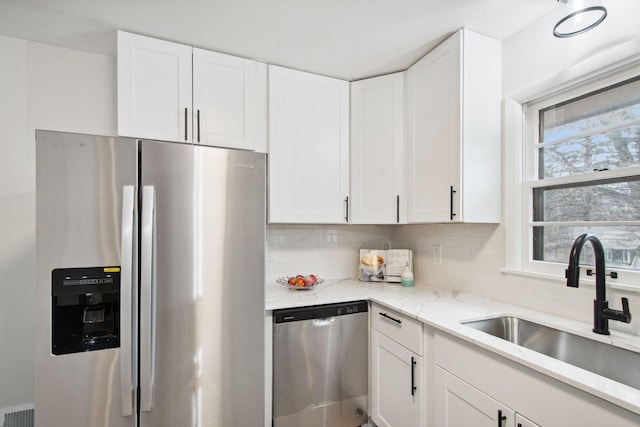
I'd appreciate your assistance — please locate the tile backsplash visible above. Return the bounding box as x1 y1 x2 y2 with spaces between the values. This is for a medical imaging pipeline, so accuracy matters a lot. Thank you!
266 224 392 281
266 222 639 335
391 223 505 292
265 223 503 289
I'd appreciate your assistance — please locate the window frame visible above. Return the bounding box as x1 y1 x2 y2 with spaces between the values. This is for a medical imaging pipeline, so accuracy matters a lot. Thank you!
519 65 640 287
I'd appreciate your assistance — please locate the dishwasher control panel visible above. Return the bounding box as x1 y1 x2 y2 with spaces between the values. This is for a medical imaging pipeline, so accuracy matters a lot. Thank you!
273 300 368 323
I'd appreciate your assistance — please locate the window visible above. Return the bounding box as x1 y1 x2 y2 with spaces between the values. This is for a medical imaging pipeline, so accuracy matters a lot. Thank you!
524 71 640 284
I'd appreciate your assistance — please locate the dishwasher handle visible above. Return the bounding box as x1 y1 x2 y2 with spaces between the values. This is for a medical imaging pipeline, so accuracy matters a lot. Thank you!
312 317 336 327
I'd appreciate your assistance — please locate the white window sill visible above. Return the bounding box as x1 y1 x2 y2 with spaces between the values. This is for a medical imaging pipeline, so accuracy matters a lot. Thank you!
500 267 640 295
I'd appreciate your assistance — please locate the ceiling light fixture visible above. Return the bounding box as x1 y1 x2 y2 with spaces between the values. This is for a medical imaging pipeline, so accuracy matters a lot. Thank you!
553 0 607 38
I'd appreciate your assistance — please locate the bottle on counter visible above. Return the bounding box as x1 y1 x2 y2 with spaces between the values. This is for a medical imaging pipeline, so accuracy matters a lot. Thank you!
401 262 414 287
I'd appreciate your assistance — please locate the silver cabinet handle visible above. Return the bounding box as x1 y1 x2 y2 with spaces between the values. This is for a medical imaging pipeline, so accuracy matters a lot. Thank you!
140 186 156 412
119 186 136 416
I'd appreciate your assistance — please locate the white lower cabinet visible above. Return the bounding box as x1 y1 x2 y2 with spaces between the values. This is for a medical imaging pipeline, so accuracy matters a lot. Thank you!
435 367 539 427
370 303 424 427
516 413 542 427
434 331 640 427
371 330 422 427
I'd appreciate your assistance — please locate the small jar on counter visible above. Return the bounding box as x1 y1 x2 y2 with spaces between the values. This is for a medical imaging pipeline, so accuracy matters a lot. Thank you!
401 262 414 287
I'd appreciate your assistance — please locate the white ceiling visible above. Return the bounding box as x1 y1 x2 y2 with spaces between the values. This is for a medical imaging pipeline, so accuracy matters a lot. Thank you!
0 0 557 81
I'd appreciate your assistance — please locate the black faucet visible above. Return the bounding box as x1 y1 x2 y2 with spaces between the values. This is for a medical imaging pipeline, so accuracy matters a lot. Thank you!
566 233 632 335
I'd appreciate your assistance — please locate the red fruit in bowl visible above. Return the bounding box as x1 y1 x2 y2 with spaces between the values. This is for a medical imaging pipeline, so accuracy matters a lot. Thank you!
287 277 297 285
295 274 304 279
304 275 317 286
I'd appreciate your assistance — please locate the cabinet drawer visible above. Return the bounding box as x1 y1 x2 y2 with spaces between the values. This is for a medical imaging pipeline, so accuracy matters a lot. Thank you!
371 302 423 355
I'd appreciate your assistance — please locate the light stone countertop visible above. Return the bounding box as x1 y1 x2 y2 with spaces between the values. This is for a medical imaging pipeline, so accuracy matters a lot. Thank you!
266 278 640 416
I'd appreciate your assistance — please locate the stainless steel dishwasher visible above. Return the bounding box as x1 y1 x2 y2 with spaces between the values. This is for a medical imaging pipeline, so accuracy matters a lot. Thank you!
273 300 369 427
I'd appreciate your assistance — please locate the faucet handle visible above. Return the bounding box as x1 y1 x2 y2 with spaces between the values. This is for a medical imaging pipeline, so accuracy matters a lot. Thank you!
621 297 632 322
586 269 618 279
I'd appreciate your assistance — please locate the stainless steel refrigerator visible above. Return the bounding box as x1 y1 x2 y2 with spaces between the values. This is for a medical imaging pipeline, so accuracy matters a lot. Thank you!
35 130 266 427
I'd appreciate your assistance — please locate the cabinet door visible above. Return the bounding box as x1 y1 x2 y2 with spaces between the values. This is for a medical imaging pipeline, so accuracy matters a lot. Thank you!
350 73 404 224
371 330 422 427
117 31 192 143
435 367 514 427
515 413 542 427
192 48 257 150
268 65 349 223
405 31 461 223
459 29 502 223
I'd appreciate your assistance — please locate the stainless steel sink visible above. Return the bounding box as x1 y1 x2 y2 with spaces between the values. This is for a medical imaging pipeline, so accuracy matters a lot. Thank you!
462 315 640 390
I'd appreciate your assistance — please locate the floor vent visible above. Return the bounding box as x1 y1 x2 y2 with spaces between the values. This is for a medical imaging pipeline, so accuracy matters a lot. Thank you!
2 408 34 427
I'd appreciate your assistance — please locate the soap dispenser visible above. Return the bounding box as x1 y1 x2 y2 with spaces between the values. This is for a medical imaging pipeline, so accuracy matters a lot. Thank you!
401 262 414 287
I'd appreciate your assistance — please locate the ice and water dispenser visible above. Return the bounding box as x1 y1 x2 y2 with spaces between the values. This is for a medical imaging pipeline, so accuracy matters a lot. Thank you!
51 267 121 355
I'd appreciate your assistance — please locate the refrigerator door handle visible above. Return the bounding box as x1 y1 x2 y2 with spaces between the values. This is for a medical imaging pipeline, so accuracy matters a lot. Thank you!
140 185 156 412
120 185 136 416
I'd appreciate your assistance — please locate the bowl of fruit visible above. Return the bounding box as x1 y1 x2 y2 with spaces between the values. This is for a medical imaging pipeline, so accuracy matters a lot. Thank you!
277 274 323 290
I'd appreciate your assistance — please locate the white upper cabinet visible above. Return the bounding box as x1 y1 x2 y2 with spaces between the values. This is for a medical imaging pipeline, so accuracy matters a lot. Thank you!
118 31 192 143
350 73 405 224
268 65 349 224
405 28 501 223
118 31 266 152
192 48 258 150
